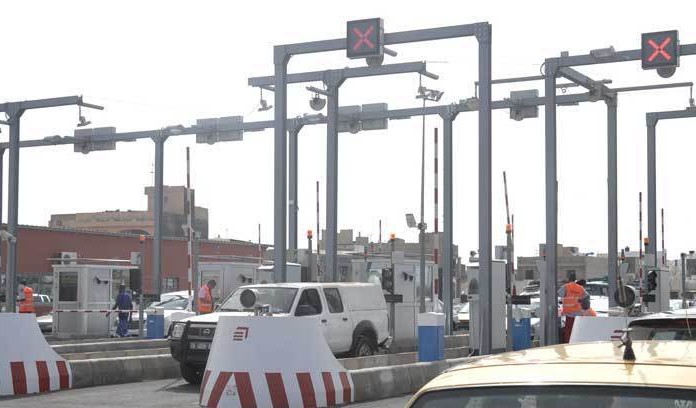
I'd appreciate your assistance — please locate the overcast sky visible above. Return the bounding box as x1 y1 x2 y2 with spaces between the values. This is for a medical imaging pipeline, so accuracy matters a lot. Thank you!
2 0 696 260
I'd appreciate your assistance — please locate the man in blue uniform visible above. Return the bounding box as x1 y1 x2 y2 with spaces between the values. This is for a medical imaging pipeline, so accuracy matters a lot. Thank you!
111 284 133 337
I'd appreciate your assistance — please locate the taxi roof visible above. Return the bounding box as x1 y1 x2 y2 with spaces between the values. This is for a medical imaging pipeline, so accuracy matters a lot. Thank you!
416 341 696 398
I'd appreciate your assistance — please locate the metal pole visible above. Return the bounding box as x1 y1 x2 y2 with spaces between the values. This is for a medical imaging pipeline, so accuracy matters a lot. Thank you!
503 171 513 352
186 147 193 305
681 253 687 310
647 121 657 276
325 79 341 282
419 99 426 314
152 135 165 298
390 237 396 339
433 127 439 311
139 236 145 338
542 60 559 346
607 97 618 307
0 148 4 305
442 113 454 336
5 111 21 313
316 181 320 282
289 125 299 254
477 24 493 352
308 232 313 282
273 47 289 283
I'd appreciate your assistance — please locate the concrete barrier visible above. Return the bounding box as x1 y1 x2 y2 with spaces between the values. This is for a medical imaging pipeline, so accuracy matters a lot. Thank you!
62 347 171 361
69 354 179 389
52 339 168 355
338 347 469 370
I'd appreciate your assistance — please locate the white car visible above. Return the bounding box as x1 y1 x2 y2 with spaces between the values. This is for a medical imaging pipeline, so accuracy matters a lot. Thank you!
169 282 390 384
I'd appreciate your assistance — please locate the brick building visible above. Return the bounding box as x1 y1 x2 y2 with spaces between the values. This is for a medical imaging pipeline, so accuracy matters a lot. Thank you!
0 225 262 297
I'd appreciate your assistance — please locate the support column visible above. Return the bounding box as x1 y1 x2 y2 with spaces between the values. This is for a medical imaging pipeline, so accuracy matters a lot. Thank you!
0 148 5 290
324 73 344 282
441 107 457 336
274 47 289 283
647 118 658 279
152 134 167 298
288 123 300 255
476 23 493 352
5 110 22 313
542 60 559 346
607 97 618 307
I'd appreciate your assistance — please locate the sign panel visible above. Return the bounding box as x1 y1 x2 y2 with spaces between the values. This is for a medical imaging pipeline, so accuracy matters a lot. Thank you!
641 30 679 69
346 18 384 59
196 116 243 144
73 126 117 153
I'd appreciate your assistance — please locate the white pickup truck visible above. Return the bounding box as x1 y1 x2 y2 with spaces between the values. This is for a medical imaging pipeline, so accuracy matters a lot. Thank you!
169 282 390 384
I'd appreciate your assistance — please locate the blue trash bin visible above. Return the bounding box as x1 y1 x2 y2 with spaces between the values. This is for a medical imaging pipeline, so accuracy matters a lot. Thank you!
418 312 445 362
512 317 531 350
146 307 165 339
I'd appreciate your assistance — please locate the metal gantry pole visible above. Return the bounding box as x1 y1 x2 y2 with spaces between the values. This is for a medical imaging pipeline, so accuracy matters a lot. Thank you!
607 96 618 307
5 111 22 313
542 60 559 346
0 148 4 303
647 118 658 275
682 253 688 309
324 73 344 282
274 47 289 283
152 134 166 298
288 123 300 255
476 23 493 353
441 109 456 336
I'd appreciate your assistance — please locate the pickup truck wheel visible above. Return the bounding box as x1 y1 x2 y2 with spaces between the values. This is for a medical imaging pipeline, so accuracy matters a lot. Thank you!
352 335 376 357
180 363 203 385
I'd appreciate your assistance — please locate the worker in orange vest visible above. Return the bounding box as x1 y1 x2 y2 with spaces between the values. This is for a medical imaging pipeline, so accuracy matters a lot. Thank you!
198 280 217 314
17 279 35 314
558 276 588 343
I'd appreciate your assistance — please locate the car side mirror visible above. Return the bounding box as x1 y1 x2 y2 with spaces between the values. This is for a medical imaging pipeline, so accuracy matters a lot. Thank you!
295 305 316 317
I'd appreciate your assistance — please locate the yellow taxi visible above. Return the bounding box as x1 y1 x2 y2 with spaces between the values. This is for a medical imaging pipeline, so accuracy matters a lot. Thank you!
406 340 696 407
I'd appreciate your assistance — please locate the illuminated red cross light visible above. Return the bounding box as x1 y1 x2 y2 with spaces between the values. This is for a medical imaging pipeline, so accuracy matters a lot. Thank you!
647 37 672 62
352 25 375 51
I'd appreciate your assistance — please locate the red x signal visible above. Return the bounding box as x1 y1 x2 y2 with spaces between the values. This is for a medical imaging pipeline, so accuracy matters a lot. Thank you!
647 37 672 62
352 25 375 51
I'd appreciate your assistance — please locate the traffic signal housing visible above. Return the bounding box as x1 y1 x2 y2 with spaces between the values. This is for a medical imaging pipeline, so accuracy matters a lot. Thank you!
647 270 658 292
381 267 394 293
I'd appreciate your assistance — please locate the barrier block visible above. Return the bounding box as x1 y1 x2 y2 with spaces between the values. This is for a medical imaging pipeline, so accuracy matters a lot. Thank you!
0 313 72 397
200 316 353 408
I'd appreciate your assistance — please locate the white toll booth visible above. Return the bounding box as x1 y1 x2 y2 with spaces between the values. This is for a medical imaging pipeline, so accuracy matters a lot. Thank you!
52 263 137 338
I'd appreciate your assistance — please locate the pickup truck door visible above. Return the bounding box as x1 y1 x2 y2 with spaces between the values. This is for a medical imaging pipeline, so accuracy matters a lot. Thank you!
321 288 352 352
294 288 329 346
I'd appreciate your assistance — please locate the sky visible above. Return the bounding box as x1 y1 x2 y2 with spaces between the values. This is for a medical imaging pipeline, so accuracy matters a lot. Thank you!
2 0 696 260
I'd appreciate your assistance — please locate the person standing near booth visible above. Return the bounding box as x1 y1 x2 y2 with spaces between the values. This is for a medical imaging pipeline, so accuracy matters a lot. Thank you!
198 280 216 315
558 275 588 343
110 284 133 337
17 279 35 314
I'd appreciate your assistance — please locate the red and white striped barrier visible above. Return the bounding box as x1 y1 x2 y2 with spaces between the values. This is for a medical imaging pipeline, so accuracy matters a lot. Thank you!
569 316 637 343
200 316 353 408
0 313 71 397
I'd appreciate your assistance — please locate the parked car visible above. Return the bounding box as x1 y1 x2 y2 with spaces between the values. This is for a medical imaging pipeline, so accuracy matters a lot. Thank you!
33 294 53 317
406 340 696 407
628 307 696 341
169 282 390 384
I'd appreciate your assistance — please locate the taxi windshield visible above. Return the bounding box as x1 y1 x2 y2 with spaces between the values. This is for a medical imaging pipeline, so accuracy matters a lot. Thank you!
219 287 298 314
411 385 696 408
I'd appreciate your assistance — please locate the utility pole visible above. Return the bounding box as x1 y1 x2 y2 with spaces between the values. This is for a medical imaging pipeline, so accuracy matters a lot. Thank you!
139 235 145 338
1 96 103 312
681 253 687 310
185 147 193 309
503 171 514 352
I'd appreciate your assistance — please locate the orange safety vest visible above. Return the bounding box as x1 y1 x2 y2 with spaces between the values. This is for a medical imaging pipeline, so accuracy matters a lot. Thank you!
19 286 35 313
198 285 213 314
561 282 585 316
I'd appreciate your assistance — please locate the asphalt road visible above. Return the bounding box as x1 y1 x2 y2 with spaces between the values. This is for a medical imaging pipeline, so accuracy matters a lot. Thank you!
0 379 412 408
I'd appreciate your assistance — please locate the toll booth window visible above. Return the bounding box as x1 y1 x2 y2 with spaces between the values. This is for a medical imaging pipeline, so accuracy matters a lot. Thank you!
296 289 322 316
58 271 78 302
323 288 344 313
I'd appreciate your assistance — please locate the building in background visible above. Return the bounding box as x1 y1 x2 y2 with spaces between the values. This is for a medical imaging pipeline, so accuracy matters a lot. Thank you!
49 186 208 239
516 244 608 286
0 225 261 298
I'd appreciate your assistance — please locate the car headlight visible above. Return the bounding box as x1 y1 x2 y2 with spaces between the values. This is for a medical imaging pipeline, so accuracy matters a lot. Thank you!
171 323 185 339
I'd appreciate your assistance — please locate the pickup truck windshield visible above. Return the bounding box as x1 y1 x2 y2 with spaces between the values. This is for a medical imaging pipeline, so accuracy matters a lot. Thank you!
219 287 298 314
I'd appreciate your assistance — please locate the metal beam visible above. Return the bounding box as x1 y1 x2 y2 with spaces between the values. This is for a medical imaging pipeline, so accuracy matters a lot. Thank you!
288 121 303 254
281 23 484 56
558 67 612 95
152 134 166 298
607 97 618 307
249 61 433 87
274 47 289 282
555 43 696 68
440 109 456 337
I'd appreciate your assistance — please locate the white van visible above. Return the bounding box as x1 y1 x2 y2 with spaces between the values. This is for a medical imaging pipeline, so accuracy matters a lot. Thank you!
169 282 390 384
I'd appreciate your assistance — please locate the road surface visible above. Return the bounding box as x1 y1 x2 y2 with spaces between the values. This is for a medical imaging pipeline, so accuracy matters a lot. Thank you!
0 379 412 407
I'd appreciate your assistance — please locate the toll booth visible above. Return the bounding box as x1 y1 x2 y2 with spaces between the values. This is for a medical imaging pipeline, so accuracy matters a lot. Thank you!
52 264 137 338
468 260 506 353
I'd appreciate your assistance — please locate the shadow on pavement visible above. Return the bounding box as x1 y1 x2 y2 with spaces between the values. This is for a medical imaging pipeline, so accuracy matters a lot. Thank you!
156 379 199 394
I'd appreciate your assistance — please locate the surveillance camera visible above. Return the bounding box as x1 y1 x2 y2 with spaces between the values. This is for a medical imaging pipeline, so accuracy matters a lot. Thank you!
309 95 326 111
